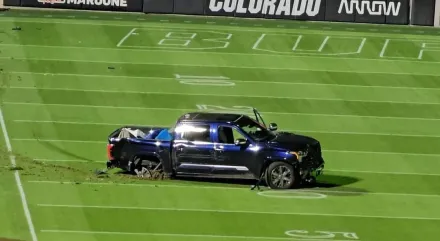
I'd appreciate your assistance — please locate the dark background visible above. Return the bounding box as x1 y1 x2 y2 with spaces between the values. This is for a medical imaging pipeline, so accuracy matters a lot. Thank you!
174 0 205 15
18 0 144 12
411 0 435 26
4 0 21 6
143 0 174 13
3 0 438 26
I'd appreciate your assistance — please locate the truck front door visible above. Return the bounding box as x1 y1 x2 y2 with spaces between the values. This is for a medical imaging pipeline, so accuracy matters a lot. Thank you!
213 125 262 179
173 123 215 175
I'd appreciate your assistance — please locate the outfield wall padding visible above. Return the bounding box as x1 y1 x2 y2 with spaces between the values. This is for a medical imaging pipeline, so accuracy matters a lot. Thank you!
174 0 205 15
411 0 435 25
143 0 173 13
3 0 437 26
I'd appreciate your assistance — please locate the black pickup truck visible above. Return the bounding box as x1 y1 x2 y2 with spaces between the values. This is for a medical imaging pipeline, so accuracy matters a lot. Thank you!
106 109 325 189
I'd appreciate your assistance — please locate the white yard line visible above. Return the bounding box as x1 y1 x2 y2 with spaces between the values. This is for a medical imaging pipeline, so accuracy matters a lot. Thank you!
318 36 330 52
25 162 440 176
5 86 440 106
29 181 440 197
357 38 367 53
116 28 137 47
380 39 390 58
292 35 303 51
8 71 440 91
4 56 440 75
11 138 106 144
40 230 349 241
325 149 440 157
0 108 38 241
29 180 246 190
33 159 94 163
418 43 426 60
14 120 135 126
252 33 266 50
10 137 440 156
12 120 440 138
326 169 440 176
287 129 440 138
36 204 440 220
5 102 440 122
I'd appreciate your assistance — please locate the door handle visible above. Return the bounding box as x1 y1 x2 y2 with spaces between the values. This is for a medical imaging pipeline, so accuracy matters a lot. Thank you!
214 146 224 151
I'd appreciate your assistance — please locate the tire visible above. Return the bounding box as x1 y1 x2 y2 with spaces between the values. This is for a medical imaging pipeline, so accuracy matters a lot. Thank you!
132 156 162 178
265 161 299 189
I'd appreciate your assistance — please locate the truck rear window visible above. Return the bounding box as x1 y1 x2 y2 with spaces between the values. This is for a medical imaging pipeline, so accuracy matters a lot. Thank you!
176 124 211 142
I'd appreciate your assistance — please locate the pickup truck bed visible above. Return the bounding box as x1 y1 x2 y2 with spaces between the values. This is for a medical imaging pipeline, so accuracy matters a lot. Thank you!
109 126 173 141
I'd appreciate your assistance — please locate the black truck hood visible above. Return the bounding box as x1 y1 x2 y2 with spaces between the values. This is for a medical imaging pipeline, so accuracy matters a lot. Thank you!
267 131 320 151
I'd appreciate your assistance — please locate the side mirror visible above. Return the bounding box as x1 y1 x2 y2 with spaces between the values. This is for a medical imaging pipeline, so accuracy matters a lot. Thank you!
269 123 278 131
235 138 248 146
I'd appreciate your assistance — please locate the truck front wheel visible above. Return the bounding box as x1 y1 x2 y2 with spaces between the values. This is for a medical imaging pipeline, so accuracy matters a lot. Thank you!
265 162 299 189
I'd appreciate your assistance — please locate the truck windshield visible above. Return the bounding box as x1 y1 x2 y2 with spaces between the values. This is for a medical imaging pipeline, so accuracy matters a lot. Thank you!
235 116 275 141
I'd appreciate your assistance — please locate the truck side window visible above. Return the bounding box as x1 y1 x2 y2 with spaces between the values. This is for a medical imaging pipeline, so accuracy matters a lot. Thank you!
218 126 245 144
179 124 211 142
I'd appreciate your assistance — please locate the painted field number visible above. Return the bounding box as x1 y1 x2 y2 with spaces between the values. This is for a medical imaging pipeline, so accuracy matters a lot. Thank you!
157 31 232 49
158 32 197 47
285 229 359 240
175 74 235 86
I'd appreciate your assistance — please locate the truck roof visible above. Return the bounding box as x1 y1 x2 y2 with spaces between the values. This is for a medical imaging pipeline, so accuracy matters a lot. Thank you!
177 112 244 123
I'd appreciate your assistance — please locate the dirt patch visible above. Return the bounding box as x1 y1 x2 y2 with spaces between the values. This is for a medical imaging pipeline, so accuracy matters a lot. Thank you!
0 238 25 241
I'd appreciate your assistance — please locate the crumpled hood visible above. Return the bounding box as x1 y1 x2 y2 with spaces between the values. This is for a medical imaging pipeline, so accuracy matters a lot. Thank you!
267 131 320 152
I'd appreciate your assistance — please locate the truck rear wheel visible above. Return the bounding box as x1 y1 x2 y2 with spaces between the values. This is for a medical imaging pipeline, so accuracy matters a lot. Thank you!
132 156 163 179
265 162 299 189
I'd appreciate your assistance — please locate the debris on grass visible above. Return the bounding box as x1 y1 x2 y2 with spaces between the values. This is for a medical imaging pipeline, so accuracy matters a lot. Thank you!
0 147 169 185
9 166 23 171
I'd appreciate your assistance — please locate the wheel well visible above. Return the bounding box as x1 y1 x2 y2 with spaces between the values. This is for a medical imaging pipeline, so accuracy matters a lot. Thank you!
132 154 161 166
260 159 296 175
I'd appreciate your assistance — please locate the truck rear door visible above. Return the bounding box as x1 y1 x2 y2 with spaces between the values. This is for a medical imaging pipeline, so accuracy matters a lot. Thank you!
172 123 215 175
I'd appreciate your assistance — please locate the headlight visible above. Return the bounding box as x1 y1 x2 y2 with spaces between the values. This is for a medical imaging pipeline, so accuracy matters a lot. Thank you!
289 151 307 162
289 151 299 159
289 151 303 162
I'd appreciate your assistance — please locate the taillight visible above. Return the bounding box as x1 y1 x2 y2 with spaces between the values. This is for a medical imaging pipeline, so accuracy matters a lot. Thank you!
107 144 114 160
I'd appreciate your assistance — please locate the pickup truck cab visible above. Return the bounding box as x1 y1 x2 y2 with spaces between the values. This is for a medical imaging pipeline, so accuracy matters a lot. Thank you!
106 109 324 189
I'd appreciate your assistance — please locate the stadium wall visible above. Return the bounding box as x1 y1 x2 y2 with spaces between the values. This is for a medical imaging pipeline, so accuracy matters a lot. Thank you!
435 0 440 26
2 0 438 27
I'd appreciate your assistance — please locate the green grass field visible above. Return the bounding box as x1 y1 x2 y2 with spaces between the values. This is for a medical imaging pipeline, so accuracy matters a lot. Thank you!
1 8 440 241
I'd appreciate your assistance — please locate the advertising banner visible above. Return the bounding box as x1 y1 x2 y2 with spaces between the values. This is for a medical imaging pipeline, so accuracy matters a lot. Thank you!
324 0 355 22
232 0 264 19
204 0 235 16
204 0 325 20
6 0 434 26
20 0 143 12
326 0 409 24
264 0 326 21
385 0 409 24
